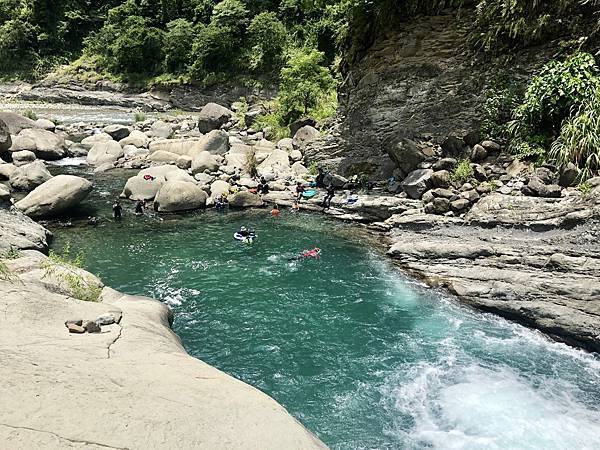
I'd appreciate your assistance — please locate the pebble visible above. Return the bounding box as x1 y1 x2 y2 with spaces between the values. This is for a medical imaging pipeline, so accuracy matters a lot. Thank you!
67 323 85 334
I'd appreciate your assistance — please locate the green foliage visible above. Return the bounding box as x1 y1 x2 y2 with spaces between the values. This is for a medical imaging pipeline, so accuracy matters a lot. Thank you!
308 161 319 175
235 97 249 128
550 91 600 180
578 181 593 196
42 243 102 302
133 111 146 122
3 247 22 260
452 159 474 183
23 109 37 120
189 23 240 78
279 49 336 122
480 77 523 141
0 259 13 282
248 12 288 72
211 0 249 30
163 19 194 73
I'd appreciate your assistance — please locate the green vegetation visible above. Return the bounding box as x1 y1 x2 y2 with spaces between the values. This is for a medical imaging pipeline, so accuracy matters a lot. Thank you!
42 243 102 302
578 181 593 197
452 159 474 184
244 149 258 178
23 109 37 120
0 260 13 281
133 111 146 122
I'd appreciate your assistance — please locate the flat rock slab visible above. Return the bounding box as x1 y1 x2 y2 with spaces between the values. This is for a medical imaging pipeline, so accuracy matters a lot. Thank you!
0 251 325 450
0 209 51 252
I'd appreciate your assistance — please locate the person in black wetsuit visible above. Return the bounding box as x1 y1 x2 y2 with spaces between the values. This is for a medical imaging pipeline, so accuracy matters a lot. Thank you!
315 167 325 188
257 176 270 194
322 184 335 209
295 182 305 201
112 200 123 220
135 200 144 215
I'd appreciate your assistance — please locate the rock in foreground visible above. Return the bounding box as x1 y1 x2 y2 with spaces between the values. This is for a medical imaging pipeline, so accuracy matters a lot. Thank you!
15 175 92 218
0 253 325 449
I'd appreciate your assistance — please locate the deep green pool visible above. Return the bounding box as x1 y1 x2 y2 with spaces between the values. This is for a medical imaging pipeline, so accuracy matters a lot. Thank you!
49 167 600 449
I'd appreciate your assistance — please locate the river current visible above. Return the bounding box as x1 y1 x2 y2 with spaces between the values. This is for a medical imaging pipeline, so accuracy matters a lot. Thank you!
49 166 600 449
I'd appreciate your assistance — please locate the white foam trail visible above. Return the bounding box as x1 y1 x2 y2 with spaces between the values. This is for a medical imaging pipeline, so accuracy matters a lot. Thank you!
47 156 87 166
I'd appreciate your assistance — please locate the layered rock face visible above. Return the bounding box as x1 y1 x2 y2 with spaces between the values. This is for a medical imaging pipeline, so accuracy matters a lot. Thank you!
306 11 553 179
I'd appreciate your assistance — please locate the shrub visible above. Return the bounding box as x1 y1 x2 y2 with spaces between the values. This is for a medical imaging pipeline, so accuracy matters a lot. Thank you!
23 110 37 120
211 0 249 30
279 49 336 123
247 12 288 72
480 77 523 141
42 243 102 302
133 111 146 122
452 159 474 183
109 16 164 75
189 23 240 78
163 19 194 74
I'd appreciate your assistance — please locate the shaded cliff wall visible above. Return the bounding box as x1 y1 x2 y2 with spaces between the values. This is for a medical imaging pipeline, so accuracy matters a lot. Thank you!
307 10 555 179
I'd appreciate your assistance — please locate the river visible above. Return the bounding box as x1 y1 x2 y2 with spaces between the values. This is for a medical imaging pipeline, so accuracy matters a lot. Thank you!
46 165 600 449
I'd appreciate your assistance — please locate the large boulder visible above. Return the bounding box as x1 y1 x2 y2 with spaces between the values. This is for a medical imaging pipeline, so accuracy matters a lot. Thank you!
17 128 66 160
0 118 11 152
292 125 319 149
87 141 124 166
0 163 17 180
9 161 52 191
197 103 233 133
0 184 10 202
196 130 230 156
323 173 348 188
225 144 252 170
154 180 208 212
0 112 36 134
191 151 220 174
441 135 468 158
559 163 579 188
149 138 203 157
0 209 51 252
14 175 92 218
228 191 264 208
103 124 131 141
386 138 427 178
257 149 291 176
119 130 149 148
122 176 163 201
401 169 433 199
9 135 37 153
139 165 182 179
34 118 56 131
290 118 317 136
149 120 174 138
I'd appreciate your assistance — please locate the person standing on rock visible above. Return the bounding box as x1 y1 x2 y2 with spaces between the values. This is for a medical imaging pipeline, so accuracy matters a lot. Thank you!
112 200 123 220
322 184 335 209
295 182 305 201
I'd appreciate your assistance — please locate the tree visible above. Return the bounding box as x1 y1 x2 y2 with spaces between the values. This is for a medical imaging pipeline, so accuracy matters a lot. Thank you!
109 16 164 75
164 18 194 73
211 0 248 30
279 49 335 122
189 22 239 77
247 12 288 72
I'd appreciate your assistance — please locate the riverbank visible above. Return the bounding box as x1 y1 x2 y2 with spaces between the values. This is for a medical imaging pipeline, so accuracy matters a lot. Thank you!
0 210 326 449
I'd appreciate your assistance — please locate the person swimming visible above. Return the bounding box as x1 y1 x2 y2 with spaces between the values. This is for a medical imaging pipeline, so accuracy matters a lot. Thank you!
289 247 321 261
271 204 280 217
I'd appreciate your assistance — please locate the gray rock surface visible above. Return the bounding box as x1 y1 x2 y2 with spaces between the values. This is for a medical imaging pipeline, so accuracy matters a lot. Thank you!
154 180 208 212
87 141 124 166
9 160 52 191
401 169 433 199
0 209 51 252
0 112 36 134
0 118 10 152
191 151 220 174
292 125 319 150
15 175 93 218
11 149 36 166
103 124 131 141
197 103 233 133
17 128 66 160
0 251 326 449
229 191 264 208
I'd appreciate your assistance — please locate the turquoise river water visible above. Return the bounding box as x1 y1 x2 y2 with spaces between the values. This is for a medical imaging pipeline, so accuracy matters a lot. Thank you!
49 167 600 449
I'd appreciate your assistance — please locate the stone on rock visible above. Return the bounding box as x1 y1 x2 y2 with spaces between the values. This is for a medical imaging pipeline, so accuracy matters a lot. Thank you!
81 133 113 149
14 175 92 218
34 119 56 132
432 157 457 171
123 145 147 158
472 164 487 181
83 320 101 333
17 128 66 160
9 161 52 191
441 136 466 158
432 197 451 214
65 319 83 327
103 124 131 141
451 198 470 212
559 163 579 187
12 150 36 167
138 165 181 179
323 173 347 188
197 130 230 156
164 169 195 184
191 151 220 174
431 170 451 188
400 169 433 199
154 180 208 212
67 323 85 334
292 125 319 149
197 103 233 134
0 163 17 180
0 112 36 134
534 167 556 185
194 172 214 188
228 191 264 208
481 140 501 152
68 143 89 157
292 161 308 176
386 138 428 178
176 155 192 170
9 135 36 153
149 120 174 139
422 190 435 204
119 130 149 148
148 150 180 164
87 141 124 166
527 177 562 198
277 138 294 152
431 188 454 199
463 130 481 147
0 118 11 152
289 150 303 162
461 189 480 203
95 314 116 326
470 144 487 162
